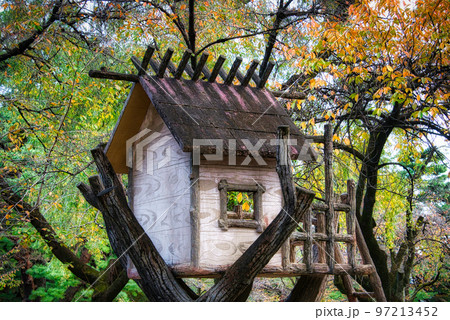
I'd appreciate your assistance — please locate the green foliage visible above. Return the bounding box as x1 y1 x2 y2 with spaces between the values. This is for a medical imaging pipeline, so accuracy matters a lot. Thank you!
226 191 253 212
27 260 81 302
0 236 21 295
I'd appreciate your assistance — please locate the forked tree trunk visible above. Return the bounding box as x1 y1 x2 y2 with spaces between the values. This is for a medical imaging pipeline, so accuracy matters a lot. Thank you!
78 126 315 301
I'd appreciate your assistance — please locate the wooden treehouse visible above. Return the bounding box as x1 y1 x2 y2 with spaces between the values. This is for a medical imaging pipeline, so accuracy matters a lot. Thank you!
88 47 386 301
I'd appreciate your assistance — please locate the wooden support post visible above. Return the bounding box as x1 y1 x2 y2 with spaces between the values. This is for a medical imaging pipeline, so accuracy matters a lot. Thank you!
346 180 357 269
324 123 335 273
140 45 155 76
192 52 209 81
316 211 326 263
225 57 243 85
174 50 192 79
304 208 313 273
281 241 290 269
258 61 275 88
209 55 226 82
190 164 200 268
241 60 259 86
355 221 387 301
157 48 174 78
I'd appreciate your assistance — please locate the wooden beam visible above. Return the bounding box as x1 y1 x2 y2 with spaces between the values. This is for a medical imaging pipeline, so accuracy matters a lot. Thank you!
241 60 259 86
170 263 375 278
304 208 313 272
202 65 211 80
174 49 192 79
258 61 275 88
324 123 335 273
192 52 209 81
346 180 357 269
157 48 174 78
355 221 387 301
209 55 226 83
252 72 261 88
225 57 242 85
148 58 160 74
88 70 139 82
291 231 353 243
140 45 155 76
271 90 306 100
312 202 351 212
131 56 147 75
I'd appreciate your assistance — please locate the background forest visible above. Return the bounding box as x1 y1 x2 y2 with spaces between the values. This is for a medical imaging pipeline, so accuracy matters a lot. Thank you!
0 0 448 302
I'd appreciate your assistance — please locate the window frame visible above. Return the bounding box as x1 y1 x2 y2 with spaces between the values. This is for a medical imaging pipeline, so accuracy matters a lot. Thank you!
218 179 265 232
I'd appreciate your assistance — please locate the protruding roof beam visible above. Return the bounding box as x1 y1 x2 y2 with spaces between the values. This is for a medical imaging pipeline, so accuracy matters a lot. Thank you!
241 60 259 87
174 50 193 79
192 52 209 81
131 56 147 75
258 61 275 88
225 57 242 85
139 45 155 76
252 72 261 88
209 55 226 83
157 48 174 78
89 70 139 82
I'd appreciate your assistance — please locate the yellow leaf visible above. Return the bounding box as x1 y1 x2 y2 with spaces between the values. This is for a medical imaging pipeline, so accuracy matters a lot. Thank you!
387 65 393 72
242 202 250 212
237 192 242 203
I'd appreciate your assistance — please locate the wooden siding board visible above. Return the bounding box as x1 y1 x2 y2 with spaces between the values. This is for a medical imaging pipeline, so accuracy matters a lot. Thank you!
197 164 284 268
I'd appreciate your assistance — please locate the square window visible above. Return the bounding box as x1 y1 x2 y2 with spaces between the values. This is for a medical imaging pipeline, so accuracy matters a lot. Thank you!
226 191 254 220
218 180 265 232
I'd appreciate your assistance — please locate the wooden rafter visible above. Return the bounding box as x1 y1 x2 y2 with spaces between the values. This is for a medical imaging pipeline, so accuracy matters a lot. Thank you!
89 47 276 89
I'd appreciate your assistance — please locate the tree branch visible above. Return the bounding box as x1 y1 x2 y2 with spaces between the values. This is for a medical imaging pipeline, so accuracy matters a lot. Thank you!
306 135 366 161
0 175 99 284
0 0 63 63
197 126 315 301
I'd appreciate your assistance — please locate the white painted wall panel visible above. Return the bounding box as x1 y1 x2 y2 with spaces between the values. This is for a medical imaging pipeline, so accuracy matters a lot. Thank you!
131 107 192 266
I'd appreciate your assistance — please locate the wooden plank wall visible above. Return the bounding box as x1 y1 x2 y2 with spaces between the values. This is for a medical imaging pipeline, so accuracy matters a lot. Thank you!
198 163 284 268
131 106 192 267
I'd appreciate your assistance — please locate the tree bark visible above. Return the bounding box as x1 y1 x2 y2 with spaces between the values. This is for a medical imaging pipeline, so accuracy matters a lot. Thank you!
286 275 328 301
197 126 315 301
80 126 314 302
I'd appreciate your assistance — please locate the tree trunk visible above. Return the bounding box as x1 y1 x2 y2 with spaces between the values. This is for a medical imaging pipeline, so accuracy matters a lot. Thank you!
79 126 315 302
286 275 328 301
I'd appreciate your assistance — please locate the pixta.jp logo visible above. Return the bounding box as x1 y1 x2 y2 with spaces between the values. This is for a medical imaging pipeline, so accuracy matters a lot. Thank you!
126 129 171 175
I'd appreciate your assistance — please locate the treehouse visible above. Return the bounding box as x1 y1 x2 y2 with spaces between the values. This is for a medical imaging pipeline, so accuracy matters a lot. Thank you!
103 54 316 277
87 47 386 301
